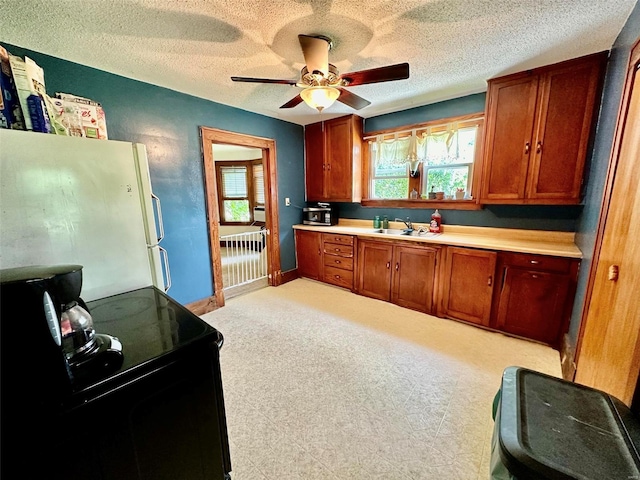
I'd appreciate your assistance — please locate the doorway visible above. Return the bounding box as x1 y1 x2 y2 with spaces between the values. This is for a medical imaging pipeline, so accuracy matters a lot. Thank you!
201 127 281 308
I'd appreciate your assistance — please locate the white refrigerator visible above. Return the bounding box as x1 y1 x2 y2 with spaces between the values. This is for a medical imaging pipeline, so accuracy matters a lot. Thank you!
0 129 169 301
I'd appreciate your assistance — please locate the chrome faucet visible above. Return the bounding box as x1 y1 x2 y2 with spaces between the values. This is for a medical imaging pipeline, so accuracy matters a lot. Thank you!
395 217 413 231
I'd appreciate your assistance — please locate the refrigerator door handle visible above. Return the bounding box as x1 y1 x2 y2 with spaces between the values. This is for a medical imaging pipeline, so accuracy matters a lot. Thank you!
152 193 165 243
159 245 171 292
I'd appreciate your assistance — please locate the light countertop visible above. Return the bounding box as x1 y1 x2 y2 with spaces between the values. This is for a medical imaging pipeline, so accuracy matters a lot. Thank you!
293 219 583 259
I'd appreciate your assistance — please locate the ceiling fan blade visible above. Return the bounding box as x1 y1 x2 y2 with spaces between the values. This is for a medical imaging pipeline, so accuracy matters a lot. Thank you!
231 76 297 85
298 34 329 76
341 63 410 86
280 95 304 109
337 88 371 110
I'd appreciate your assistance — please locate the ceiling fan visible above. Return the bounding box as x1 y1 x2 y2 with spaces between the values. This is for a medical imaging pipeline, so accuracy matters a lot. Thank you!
231 34 410 112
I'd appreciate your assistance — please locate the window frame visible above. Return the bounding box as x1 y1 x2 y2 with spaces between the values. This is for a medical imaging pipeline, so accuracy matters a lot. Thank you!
362 112 484 210
215 160 263 225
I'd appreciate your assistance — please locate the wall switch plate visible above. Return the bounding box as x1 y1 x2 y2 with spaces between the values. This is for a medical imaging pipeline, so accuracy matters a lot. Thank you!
285 197 290 206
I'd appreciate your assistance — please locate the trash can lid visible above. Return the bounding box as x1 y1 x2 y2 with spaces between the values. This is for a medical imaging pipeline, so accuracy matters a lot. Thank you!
497 366 640 480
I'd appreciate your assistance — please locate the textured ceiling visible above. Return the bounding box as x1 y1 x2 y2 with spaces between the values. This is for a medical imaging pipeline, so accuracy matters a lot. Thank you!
2 0 636 126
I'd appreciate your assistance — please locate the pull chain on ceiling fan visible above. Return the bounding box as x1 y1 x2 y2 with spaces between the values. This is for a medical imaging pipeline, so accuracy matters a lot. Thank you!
231 34 410 112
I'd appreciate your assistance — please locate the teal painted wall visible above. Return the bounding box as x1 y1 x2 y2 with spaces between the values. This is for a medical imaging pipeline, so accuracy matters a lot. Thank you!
336 93 584 232
568 3 640 347
2 42 305 306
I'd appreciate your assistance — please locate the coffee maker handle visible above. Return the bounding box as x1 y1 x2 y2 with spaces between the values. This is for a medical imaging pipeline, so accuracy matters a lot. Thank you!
43 291 62 347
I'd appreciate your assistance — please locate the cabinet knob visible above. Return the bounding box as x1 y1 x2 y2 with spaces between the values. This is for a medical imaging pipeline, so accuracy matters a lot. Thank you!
524 142 530 154
395 263 399 271
536 141 542 154
335 259 341 264
608 265 619 282
386 262 390 269
530 260 540 264
487 275 492 287
531 274 539 279
335 275 341 279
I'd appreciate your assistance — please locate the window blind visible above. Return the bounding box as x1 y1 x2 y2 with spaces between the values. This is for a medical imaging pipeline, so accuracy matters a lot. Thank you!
221 166 247 198
253 164 265 205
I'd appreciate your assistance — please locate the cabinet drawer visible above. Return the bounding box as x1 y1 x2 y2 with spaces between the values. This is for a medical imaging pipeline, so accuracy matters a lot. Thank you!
323 242 354 257
323 255 353 271
323 266 353 289
500 252 573 274
322 233 354 246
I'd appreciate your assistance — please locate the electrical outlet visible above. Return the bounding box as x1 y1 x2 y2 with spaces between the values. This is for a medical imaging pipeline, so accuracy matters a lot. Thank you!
285 197 290 206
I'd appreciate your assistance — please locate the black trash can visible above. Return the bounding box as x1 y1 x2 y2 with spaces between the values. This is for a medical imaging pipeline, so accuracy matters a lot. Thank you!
490 366 640 479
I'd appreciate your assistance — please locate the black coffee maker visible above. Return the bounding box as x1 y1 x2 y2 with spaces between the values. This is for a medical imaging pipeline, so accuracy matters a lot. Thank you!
0 264 123 399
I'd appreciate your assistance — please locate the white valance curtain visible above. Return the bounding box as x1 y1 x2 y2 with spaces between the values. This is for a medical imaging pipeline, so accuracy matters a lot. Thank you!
372 124 459 169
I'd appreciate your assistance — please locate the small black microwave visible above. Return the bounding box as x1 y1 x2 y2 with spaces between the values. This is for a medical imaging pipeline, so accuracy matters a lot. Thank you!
303 206 337 226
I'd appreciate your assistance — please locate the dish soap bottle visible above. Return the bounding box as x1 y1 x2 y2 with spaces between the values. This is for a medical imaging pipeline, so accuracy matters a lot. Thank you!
429 209 442 233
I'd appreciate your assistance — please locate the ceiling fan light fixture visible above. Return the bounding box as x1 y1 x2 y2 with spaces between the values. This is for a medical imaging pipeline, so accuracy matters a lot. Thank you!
300 86 340 112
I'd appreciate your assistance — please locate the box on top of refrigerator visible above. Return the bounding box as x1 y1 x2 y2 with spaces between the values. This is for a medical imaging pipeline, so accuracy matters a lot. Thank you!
55 92 108 139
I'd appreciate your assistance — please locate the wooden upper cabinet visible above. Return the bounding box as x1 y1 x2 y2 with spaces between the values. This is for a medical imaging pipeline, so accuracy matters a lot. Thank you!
304 121 325 201
304 115 363 203
480 52 607 204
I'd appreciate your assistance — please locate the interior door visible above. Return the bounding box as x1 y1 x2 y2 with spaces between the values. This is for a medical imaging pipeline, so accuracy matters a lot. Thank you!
575 43 640 405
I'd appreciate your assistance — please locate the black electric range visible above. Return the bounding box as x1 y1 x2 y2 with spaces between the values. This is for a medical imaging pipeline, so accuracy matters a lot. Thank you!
4 286 232 480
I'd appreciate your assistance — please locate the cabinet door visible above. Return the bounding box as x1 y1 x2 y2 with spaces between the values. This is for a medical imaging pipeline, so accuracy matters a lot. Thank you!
392 245 438 314
481 75 539 202
441 247 496 326
305 121 325 201
527 57 604 202
295 230 322 280
357 240 393 301
496 267 570 345
324 116 353 201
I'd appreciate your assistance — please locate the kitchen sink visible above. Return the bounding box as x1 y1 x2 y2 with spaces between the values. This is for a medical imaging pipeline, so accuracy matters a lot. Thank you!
371 228 441 237
372 228 411 235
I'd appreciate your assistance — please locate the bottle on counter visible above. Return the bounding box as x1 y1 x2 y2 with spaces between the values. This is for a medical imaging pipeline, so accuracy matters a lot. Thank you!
410 188 419 199
382 216 389 229
429 209 442 233
373 215 381 229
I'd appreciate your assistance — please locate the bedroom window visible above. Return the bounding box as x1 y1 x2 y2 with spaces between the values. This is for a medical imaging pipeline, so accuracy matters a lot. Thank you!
364 114 483 205
215 160 263 224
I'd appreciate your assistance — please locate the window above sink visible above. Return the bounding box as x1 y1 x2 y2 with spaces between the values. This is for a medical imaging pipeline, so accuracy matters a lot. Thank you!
361 113 484 211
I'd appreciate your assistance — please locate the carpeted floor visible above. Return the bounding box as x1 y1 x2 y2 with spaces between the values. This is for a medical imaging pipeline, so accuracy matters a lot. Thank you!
201 278 561 480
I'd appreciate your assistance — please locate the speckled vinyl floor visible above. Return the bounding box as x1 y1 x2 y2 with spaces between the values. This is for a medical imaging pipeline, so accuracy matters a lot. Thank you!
201 278 561 480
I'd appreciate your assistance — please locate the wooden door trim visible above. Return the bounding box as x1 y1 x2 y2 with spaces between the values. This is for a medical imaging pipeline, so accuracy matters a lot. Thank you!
574 40 640 394
200 127 281 309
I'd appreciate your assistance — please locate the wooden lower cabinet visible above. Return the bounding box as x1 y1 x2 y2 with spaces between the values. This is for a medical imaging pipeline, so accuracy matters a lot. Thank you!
440 247 497 326
357 239 439 314
322 233 355 289
357 240 393 301
295 230 322 280
493 252 579 347
295 229 580 349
